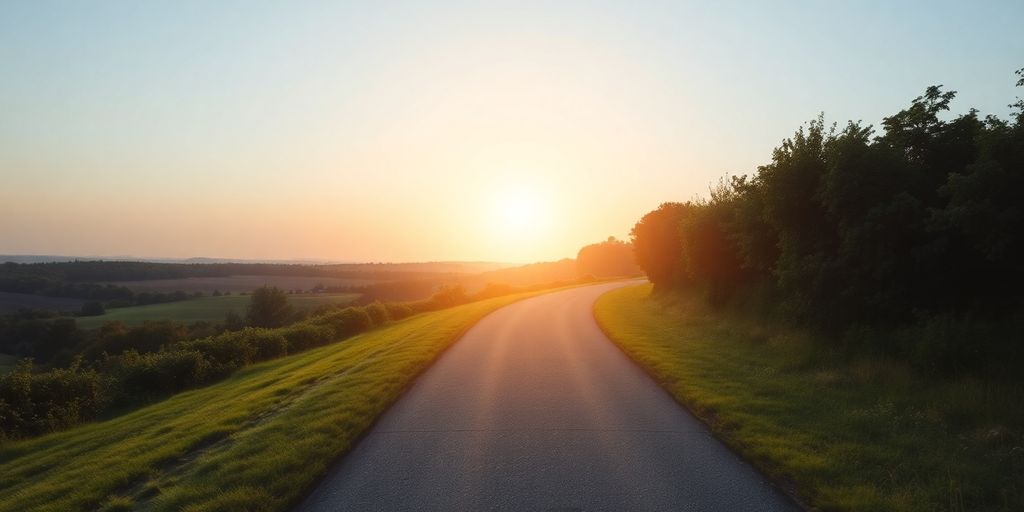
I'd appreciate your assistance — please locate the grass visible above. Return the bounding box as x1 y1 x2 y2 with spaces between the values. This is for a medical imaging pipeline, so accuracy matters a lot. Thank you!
76 293 360 329
0 289 553 512
594 284 1024 512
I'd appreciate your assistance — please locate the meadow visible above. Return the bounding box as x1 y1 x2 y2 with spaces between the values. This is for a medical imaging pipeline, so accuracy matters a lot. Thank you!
0 288 558 512
595 284 1023 511
76 293 360 329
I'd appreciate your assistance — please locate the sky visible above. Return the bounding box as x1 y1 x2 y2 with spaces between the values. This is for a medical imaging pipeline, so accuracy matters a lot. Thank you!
1 0 1022 263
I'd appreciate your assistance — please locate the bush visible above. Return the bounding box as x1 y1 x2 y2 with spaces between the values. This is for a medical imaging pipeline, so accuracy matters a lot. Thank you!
105 349 211 399
312 307 372 339
280 324 334 352
0 358 108 439
383 302 416 321
426 285 468 310
247 329 288 361
362 302 391 327
179 331 256 371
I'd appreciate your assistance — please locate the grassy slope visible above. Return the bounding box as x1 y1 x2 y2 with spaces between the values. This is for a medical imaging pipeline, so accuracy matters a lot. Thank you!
76 293 360 329
594 284 1023 512
0 290 549 512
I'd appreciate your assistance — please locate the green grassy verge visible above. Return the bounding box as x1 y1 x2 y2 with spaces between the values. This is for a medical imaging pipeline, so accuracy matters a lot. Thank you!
76 293 360 329
594 284 1023 511
0 289 550 512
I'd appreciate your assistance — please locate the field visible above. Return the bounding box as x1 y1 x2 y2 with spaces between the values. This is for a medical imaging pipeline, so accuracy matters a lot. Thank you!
0 288 556 512
0 292 86 314
594 284 1023 511
76 293 360 329
104 275 376 294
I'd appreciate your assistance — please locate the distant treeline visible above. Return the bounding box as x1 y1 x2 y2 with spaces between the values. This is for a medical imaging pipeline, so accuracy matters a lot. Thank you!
0 274 194 307
631 72 1024 376
0 260 492 284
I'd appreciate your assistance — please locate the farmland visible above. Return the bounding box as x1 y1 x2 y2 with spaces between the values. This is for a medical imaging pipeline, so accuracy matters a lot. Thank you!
76 293 360 329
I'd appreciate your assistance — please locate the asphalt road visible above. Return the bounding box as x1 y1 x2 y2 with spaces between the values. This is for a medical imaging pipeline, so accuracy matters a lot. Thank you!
298 281 799 511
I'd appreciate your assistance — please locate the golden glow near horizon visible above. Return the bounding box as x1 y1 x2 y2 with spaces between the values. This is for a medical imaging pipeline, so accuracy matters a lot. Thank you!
2 3 1019 263
493 187 547 238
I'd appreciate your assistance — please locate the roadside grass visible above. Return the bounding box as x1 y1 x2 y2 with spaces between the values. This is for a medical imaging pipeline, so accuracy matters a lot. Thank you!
0 289 551 512
76 293 360 329
594 284 1024 511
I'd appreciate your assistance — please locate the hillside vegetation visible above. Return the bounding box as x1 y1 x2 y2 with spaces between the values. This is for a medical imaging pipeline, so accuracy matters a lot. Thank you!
0 288 557 512
630 74 1024 377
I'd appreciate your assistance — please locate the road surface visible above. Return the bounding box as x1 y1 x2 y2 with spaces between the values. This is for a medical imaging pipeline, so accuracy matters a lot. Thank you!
298 281 799 511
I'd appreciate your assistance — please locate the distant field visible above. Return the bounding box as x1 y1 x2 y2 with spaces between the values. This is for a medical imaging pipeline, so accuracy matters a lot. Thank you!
0 292 86 314
103 275 376 294
76 293 360 329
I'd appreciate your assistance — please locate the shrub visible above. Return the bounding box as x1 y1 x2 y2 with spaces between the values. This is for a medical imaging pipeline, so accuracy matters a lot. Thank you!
0 358 108 439
247 330 288 361
105 349 211 399
362 302 391 327
179 331 256 371
383 302 416 321
426 285 468 310
312 307 372 339
280 324 334 352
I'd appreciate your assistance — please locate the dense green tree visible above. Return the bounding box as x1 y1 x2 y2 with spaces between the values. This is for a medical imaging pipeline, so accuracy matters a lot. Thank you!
245 286 293 328
576 237 640 278
629 70 1024 373
630 202 693 291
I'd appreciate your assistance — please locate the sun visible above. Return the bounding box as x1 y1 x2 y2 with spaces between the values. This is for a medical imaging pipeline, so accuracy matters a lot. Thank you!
494 189 546 234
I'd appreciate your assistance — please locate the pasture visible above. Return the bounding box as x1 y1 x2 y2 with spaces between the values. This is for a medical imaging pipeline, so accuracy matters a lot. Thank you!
76 293 360 329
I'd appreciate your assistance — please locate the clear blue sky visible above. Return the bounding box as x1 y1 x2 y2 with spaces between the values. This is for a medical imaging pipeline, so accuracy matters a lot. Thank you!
1 1 1021 262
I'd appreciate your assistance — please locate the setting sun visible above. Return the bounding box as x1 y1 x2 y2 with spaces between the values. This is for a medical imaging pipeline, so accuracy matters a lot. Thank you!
494 189 547 234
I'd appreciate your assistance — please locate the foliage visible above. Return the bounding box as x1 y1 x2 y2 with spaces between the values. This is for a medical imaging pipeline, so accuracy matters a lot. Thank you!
629 202 693 290
629 73 1024 374
245 286 294 328
0 358 108 439
576 236 641 278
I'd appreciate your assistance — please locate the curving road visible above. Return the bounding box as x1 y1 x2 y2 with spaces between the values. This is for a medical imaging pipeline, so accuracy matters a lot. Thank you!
298 281 799 511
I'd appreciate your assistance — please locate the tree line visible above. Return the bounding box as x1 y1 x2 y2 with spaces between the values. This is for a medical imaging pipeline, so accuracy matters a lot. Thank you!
631 71 1024 376
0 260 484 285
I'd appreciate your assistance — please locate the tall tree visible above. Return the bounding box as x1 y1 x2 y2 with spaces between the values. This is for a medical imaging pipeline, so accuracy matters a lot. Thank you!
245 286 293 328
